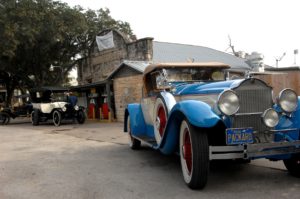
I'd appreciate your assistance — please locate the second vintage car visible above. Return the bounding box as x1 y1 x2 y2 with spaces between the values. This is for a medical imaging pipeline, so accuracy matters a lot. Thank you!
124 62 300 189
30 87 86 126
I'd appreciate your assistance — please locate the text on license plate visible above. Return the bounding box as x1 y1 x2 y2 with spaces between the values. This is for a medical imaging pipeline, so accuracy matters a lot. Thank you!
226 128 254 145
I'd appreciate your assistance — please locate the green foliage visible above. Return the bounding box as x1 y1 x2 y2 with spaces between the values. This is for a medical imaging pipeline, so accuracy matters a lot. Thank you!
0 0 133 87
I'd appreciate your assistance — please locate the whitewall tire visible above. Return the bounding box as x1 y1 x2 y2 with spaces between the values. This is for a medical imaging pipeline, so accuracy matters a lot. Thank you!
179 119 209 189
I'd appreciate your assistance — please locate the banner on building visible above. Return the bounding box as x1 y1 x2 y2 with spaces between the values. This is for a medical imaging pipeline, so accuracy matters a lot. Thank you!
96 31 115 51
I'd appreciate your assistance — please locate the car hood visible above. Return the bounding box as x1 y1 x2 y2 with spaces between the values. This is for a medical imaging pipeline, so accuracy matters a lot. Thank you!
173 79 244 95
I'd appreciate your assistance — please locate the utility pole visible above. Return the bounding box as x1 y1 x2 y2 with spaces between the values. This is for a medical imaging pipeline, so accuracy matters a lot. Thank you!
294 49 298 65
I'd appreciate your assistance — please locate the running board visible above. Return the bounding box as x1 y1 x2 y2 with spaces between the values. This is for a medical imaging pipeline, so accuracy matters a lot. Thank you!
132 135 158 148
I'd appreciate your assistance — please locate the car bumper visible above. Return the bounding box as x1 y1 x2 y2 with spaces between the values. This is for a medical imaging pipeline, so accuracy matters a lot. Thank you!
209 140 300 160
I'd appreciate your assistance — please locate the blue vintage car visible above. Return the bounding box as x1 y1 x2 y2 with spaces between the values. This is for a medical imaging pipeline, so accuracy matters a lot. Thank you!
124 62 300 189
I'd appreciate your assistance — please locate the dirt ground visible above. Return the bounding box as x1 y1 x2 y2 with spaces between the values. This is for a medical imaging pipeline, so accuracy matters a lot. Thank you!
0 119 299 199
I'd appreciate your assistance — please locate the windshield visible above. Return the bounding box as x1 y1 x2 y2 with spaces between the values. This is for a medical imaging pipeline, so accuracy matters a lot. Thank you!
165 68 225 82
51 92 67 102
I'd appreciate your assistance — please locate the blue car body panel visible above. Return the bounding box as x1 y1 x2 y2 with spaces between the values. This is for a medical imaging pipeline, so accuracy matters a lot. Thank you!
126 104 147 137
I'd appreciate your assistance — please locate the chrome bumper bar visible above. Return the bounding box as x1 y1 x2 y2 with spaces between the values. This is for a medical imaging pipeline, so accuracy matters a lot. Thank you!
209 140 300 160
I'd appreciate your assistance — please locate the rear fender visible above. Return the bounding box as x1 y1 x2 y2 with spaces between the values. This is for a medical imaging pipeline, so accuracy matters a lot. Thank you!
159 100 222 154
124 104 146 137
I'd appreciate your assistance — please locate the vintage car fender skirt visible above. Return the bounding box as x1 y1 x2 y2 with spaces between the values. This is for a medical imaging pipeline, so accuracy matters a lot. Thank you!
53 110 62 126
180 119 209 189
154 97 168 144
127 116 141 150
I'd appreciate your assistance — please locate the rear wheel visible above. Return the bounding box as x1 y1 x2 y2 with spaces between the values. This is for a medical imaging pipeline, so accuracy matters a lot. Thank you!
127 116 141 150
53 110 62 126
76 110 86 124
179 119 209 189
0 112 10 125
31 109 39 126
283 153 300 177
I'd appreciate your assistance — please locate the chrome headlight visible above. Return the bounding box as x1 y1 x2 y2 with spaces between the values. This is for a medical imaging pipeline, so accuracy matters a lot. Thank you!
262 108 279 128
62 106 67 112
74 105 79 111
217 90 240 116
278 89 298 113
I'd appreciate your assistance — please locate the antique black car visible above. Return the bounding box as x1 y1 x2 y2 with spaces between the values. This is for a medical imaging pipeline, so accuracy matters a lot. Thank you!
0 94 33 125
30 87 86 126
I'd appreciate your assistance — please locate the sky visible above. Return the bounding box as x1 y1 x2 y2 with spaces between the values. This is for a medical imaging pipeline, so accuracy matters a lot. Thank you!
62 0 300 68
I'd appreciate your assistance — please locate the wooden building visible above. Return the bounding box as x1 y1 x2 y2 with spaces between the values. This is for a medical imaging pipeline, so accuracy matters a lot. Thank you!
77 29 251 122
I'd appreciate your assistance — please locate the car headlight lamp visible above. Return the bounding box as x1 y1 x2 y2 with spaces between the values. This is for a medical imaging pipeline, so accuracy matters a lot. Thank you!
262 108 279 128
62 106 67 112
217 90 240 116
74 105 79 111
278 89 298 113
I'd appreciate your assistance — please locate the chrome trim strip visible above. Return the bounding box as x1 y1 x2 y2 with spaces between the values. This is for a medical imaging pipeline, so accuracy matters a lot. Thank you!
268 128 298 133
235 112 262 116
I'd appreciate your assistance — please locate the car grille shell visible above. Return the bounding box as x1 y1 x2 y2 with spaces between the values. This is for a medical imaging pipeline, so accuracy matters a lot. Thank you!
231 78 273 133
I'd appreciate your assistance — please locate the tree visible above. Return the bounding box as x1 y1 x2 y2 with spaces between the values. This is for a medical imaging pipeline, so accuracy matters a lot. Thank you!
0 70 33 107
0 0 133 87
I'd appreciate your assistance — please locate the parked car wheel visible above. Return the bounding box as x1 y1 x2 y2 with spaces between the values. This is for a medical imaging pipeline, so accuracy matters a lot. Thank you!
127 116 141 150
154 96 168 144
179 119 209 189
53 110 62 126
283 153 300 177
31 109 39 126
0 112 10 125
76 110 86 124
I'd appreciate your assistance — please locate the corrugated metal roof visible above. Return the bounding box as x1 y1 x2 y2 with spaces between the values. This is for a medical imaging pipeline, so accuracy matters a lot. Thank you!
109 42 252 79
122 60 150 73
153 41 251 70
266 66 300 71
108 60 150 79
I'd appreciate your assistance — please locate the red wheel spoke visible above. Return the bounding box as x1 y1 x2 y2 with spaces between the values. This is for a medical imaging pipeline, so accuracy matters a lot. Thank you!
157 105 167 136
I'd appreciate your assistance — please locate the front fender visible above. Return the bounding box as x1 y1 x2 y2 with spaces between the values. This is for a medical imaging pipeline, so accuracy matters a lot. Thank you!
1 109 16 119
159 100 222 154
170 100 221 128
124 103 146 137
277 97 300 129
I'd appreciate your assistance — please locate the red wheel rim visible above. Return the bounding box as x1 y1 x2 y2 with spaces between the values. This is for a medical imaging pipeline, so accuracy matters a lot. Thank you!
157 105 167 137
183 128 192 175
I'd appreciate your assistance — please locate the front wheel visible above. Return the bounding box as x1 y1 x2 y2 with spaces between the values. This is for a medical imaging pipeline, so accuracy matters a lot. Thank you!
283 154 300 177
179 119 209 189
77 110 86 124
53 110 62 126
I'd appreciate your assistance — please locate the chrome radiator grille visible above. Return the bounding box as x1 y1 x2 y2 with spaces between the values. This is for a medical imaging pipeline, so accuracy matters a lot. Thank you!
231 79 273 132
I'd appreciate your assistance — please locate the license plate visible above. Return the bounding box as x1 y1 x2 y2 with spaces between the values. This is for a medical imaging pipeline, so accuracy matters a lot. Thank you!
226 128 254 145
